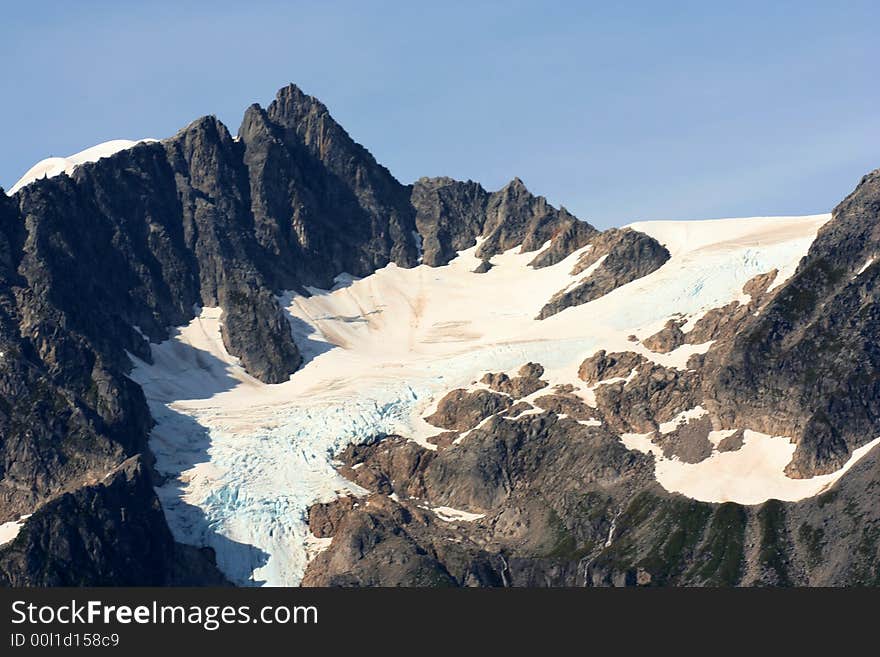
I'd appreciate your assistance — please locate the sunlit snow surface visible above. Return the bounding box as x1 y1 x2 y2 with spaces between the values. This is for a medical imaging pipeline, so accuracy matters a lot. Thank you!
127 213 876 586
0 514 32 547
7 139 156 195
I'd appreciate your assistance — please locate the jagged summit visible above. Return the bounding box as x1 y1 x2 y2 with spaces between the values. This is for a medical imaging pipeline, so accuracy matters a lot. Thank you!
269 82 330 119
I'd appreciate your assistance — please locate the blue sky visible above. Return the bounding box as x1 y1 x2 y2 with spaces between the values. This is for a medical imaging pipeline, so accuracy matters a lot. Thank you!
2 1 877 228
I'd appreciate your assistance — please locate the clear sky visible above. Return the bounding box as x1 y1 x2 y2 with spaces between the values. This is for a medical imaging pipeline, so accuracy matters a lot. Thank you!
2 1 877 228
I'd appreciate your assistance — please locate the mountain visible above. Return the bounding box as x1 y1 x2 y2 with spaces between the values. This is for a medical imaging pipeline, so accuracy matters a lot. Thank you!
1 83 879 587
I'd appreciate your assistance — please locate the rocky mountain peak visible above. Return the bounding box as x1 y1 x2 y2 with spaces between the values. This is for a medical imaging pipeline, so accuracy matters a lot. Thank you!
502 176 529 194
268 82 330 124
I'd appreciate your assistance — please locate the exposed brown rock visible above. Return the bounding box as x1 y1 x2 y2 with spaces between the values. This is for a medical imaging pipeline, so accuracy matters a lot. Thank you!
427 432 459 449
425 389 512 431
479 363 548 398
643 318 686 353
504 401 536 417
742 269 778 302
336 436 435 499
593 363 701 434
537 228 670 319
578 350 646 385
717 429 745 453
472 259 493 273
533 394 595 421
308 495 359 538
654 415 714 463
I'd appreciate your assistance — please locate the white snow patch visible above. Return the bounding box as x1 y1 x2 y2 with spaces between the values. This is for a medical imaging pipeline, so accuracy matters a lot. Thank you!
707 429 739 448
620 432 662 458
624 430 880 504
8 139 157 195
558 254 607 294
431 506 486 523
0 514 32 546
663 341 714 369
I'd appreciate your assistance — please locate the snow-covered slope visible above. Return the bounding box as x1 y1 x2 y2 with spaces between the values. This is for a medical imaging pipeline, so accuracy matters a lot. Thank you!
7 139 155 195
129 212 863 586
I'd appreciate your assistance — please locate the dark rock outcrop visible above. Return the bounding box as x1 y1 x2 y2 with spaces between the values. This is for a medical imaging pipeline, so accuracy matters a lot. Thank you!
532 393 595 421
578 350 647 385
0 456 228 586
717 429 745 453
425 389 513 432
308 496 359 538
538 228 670 318
593 363 700 434
303 409 654 586
655 415 714 463
643 319 687 353
480 362 548 398
409 176 597 268
302 495 492 587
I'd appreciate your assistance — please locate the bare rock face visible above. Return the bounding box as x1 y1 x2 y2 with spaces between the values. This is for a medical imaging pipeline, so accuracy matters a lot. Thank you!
578 350 646 384
0 456 229 586
593 363 700 434
427 432 459 449
410 176 596 269
249 84 421 281
302 495 487 587
533 393 595 421
743 269 778 301
472 259 493 273
336 436 435 500
685 301 744 344
308 496 359 538
643 319 686 353
480 363 548 398
655 415 714 463
537 228 671 319
410 177 489 267
425 389 513 431
681 270 777 346
717 429 745 453
220 285 302 384
477 179 583 261
526 210 597 268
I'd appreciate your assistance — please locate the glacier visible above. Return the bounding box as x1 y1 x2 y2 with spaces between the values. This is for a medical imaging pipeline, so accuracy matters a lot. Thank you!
129 213 862 586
